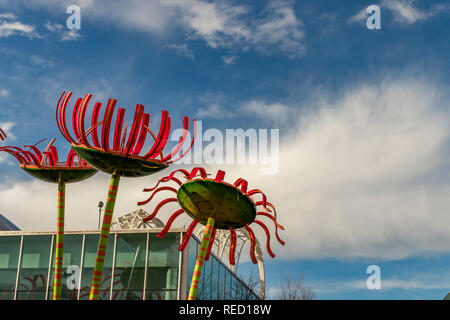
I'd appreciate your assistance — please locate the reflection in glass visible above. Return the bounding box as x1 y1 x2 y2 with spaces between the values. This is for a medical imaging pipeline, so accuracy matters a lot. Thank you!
48 234 83 300
0 236 20 300
218 261 226 300
211 258 218 300
16 235 52 300
146 233 179 300
79 234 114 300
112 233 146 300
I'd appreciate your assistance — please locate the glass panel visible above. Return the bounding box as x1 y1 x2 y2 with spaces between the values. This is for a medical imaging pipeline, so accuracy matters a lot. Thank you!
224 269 231 299
202 255 211 299
211 258 218 300
218 261 226 300
48 234 83 300
231 275 237 300
145 233 180 300
112 233 146 300
79 234 114 300
236 279 244 300
0 236 20 300
186 237 198 299
16 235 52 300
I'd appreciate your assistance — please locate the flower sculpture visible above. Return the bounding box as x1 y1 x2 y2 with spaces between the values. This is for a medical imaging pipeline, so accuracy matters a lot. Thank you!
138 167 285 300
0 138 97 300
56 91 196 300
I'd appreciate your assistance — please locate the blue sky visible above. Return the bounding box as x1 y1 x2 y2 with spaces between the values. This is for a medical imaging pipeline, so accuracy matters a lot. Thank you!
1 0 450 299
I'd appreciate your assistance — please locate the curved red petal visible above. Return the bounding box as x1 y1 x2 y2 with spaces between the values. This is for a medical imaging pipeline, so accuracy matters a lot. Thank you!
142 198 178 222
157 209 184 239
253 220 275 258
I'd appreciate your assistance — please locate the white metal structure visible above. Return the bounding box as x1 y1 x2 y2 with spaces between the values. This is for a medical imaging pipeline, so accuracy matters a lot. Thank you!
111 209 165 229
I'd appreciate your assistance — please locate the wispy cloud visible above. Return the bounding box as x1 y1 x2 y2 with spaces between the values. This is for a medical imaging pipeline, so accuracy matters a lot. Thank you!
310 270 450 296
0 88 9 97
382 0 449 24
44 21 81 41
30 55 55 69
241 100 296 126
4 0 305 59
195 96 296 122
196 103 235 119
0 12 38 38
349 0 450 25
251 1 305 58
164 43 195 59
222 56 236 65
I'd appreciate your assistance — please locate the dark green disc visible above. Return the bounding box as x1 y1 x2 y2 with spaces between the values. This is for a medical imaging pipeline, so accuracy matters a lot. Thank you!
71 145 168 177
177 180 256 229
21 166 97 184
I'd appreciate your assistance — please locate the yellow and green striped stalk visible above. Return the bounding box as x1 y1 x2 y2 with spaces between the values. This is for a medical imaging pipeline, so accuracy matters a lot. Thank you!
188 216 215 300
89 172 121 300
53 181 65 300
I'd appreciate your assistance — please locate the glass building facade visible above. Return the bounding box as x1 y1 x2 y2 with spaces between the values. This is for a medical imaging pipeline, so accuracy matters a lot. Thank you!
0 229 258 300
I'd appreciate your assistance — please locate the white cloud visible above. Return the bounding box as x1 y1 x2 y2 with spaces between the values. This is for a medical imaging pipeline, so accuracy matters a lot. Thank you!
0 88 9 97
4 0 305 58
164 43 195 59
196 103 235 119
382 0 449 24
195 97 295 121
348 8 368 24
30 55 55 69
242 100 296 126
0 11 37 38
0 15 37 38
251 2 305 58
0 12 16 20
44 21 81 41
349 0 450 25
222 56 236 65
308 270 450 296
211 78 450 261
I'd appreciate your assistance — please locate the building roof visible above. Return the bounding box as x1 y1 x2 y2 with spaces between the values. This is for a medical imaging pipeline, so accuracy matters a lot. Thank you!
0 214 21 231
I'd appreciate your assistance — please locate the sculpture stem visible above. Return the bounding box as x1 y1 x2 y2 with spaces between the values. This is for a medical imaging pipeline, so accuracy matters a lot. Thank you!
89 172 121 300
188 216 215 300
53 180 65 300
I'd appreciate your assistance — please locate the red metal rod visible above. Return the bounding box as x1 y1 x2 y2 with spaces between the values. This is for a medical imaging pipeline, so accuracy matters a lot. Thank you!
71 97 82 141
112 108 125 151
77 93 93 146
229 228 237 265
245 226 258 264
178 219 199 252
253 220 275 258
167 119 197 164
91 102 103 148
142 198 178 222
161 117 189 162
157 209 185 239
101 98 117 152
144 110 168 159
137 186 178 206
132 113 150 155
124 104 144 156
